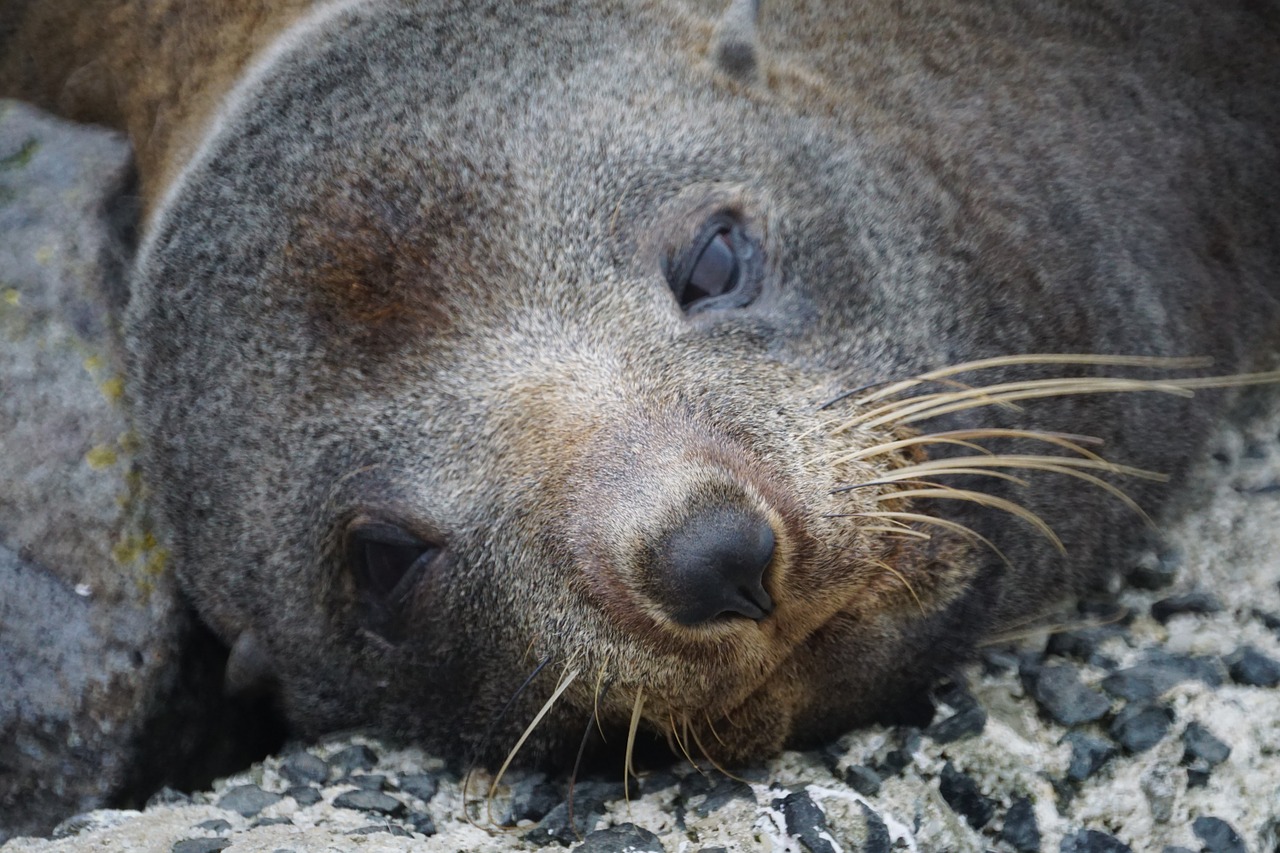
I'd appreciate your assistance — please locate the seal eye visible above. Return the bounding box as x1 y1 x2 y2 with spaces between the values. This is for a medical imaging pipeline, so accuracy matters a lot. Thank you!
668 216 760 313
348 522 440 605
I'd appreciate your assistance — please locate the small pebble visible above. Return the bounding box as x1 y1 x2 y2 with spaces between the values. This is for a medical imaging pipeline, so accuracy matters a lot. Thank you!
1193 816 1247 853
1151 593 1222 623
279 751 329 786
1109 703 1174 753
327 744 378 775
171 841 230 853
407 811 437 837
925 704 987 743
844 764 882 797
692 777 753 817
938 762 996 830
1102 652 1222 701
1140 765 1177 824
193 819 231 833
1225 645 1280 687
1029 664 1112 726
286 785 323 807
251 817 294 828
1059 828 1134 852
398 773 438 803
1254 609 1280 632
218 784 283 818
348 774 387 791
1062 732 1119 782
348 824 411 837
861 804 892 853
1186 767 1212 789
1182 722 1231 767
146 787 191 809
1126 547 1181 590
525 800 602 846
779 791 837 853
576 823 666 852
1000 796 1041 853
333 789 406 817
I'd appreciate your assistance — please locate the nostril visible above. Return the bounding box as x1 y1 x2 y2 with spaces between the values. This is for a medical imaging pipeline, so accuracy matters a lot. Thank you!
655 506 776 626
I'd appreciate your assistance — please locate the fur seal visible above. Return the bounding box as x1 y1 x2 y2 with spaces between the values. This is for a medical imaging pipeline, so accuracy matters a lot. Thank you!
3 0 1278 774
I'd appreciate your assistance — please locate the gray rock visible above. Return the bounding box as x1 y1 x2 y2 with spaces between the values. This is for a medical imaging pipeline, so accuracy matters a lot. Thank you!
172 840 232 853
333 789 406 817
1060 829 1133 852
1029 665 1112 726
576 823 666 852
1062 732 1119 782
279 751 329 785
0 99 186 843
218 784 283 818
1109 703 1174 754
779 791 837 853
1225 646 1280 687
1193 816 1247 853
1000 796 1041 853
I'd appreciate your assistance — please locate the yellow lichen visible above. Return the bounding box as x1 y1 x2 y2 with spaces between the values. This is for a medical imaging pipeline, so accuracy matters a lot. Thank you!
86 444 118 469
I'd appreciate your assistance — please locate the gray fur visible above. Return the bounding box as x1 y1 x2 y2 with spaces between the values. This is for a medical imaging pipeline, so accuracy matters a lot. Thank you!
117 0 1280 766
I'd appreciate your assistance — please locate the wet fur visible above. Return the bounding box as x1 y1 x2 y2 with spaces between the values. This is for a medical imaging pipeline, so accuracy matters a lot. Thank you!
3 0 1278 768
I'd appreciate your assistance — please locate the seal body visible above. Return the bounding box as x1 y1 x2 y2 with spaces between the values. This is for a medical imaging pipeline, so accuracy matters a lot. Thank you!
4 0 1279 767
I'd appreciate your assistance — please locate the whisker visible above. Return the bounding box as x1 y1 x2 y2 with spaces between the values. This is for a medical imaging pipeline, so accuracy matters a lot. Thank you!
704 712 728 748
845 510 1012 568
671 714 700 772
845 377 1196 432
568 677 613 838
462 654 551 826
487 665 580 809
688 723 749 783
871 559 925 614
839 354 1215 411
857 467 1033 488
624 688 646 806
873 486 1065 552
593 669 612 743
858 524 934 540
833 428 1106 465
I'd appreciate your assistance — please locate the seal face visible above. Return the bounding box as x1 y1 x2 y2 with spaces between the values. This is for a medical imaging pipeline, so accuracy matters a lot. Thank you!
124 0 1280 767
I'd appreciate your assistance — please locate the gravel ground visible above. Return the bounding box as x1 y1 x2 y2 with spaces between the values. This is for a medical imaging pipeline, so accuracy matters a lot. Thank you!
5 395 1279 853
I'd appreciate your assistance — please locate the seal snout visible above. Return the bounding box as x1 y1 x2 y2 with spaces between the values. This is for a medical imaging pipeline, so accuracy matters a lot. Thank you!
654 506 776 626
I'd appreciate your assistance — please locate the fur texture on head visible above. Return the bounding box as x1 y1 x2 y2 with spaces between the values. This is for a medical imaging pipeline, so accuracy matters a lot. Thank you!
8 0 1278 768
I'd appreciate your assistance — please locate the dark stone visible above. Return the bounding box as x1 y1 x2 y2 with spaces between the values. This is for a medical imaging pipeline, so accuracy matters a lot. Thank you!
279 751 329 786
1255 609 1280 632
1029 665 1112 726
1186 768 1211 789
983 648 1021 675
218 784 283 817
525 800 602 847
567 779 626 820
333 789 406 817
576 823 666 852
843 764 882 797
398 773 438 803
873 727 922 778
1109 703 1174 753
692 777 754 816
1062 732 1119 782
698 849 729 853
779 791 837 853
1000 796 1041 853
1076 598 1132 625
926 704 987 743
1059 828 1134 852
251 817 294 828
1225 646 1280 687
1126 547 1182 590
862 804 892 853
1102 651 1223 701
194 819 231 833
1151 593 1222 623
1182 722 1231 767
348 774 386 791
1193 816 1247 853
286 785 323 807
506 774 563 824
172 841 232 853
938 762 996 830
327 744 378 776
1162 847 1196 853
1046 626 1122 664
637 770 681 795
407 811 437 837
147 787 192 809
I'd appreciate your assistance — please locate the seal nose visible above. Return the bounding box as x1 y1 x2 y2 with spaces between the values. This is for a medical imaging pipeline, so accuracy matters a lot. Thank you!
655 506 776 626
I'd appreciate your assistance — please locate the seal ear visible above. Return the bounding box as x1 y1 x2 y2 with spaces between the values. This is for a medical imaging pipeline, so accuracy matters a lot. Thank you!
712 0 762 82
